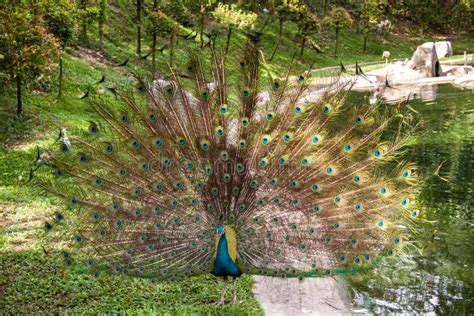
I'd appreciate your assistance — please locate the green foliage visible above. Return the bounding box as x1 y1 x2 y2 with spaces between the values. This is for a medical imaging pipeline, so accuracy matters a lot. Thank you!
359 0 382 35
160 0 194 27
273 0 307 21
0 4 60 81
212 3 258 30
43 0 78 47
146 10 176 37
322 6 353 31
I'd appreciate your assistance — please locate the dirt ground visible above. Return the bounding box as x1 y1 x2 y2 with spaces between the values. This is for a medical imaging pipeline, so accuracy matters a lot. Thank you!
253 276 353 315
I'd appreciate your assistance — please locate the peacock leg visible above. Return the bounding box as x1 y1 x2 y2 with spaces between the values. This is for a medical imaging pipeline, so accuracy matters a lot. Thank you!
232 277 238 304
216 278 228 305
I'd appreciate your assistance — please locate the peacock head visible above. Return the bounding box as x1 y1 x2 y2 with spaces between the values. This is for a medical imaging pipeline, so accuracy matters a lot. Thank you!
217 225 225 236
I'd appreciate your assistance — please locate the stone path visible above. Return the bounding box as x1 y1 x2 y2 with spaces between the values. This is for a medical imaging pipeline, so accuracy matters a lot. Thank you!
252 276 353 315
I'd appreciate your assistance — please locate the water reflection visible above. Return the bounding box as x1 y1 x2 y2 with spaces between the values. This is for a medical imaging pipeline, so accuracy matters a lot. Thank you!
347 84 474 314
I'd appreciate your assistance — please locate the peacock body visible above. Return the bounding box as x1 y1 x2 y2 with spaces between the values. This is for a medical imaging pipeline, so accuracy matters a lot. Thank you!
35 44 423 304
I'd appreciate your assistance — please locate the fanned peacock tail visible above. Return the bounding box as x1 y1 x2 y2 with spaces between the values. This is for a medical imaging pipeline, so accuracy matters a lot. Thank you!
34 44 424 281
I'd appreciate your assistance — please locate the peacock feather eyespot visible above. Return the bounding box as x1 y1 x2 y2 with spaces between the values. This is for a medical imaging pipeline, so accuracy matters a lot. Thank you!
170 199 178 207
71 197 78 205
339 255 345 262
56 169 63 177
177 138 186 146
139 235 147 242
112 202 120 210
312 205 321 213
207 204 214 212
93 212 101 220
242 89 250 97
334 196 342 204
311 135 321 144
273 197 281 204
206 166 214 175
155 222 162 229
79 154 87 163
215 126 224 137
232 187 240 195
300 158 309 166
365 255 370 262
326 166 334 174
95 178 102 185
239 139 247 149
261 135 270 145
322 104 331 114
259 158 268 167
257 198 265 206
394 237 401 244
75 236 82 243
220 104 228 113
283 134 292 142
334 223 340 229
275 249 281 256
211 187 219 196
290 223 298 230
351 239 357 245
185 161 194 170
174 217 180 224
132 140 140 149
377 220 385 228
272 81 280 89
250 180 258 188
220 151 229 161
373 149 382 158
294 105 303 114
196 181 204 190
174 181 183 189
354 257 361 264
411 209 419 218
148 113 157 121
223 173 231 183
164 159 172 166
239 204 247 211
142 162 150 171
45 222 53 230
344 143 352 153
292 199 300 206
135 208 142 216
272 216 280 223
115 219 124 227
289 180 299 188
55 212 64 221
266 112 275 121
201 90 209 98
311 183 319 192
106 144 113 152
241 117 250 127
284 235 291 241
325 235 332 243
379 187 389 195
236 163 244 172
165 86 174 96
354 203 362 211
87 259 95 266
60 143 69 153
89 123 98 133
119 168 127 176
269 178 279 186
401 198 409 206
298 74 305 82
388 249 394 256
299 244 306 251
353 175 361 184
278 157 286 165
308 227 315 235
121 114 128 124
355 116 363 125
133 187 142 196
155 138 163 147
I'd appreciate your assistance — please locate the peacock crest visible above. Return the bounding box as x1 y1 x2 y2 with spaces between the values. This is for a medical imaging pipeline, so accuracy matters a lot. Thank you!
34 45 423 285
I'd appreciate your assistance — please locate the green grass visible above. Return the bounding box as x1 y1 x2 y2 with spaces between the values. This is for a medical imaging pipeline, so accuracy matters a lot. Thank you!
1 2 474 313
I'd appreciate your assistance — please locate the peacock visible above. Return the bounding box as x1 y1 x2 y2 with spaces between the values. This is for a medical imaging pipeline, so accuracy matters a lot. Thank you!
34 42 423 305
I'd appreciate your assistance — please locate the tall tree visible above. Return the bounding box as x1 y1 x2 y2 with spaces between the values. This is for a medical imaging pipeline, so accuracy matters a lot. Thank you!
43 0 77 97
322 7 352 55
359 0 382 54
0 3 60 115
79 0 89 44
212 3 257 57
98 0 107 50
146 10 176 68
136 0 142 54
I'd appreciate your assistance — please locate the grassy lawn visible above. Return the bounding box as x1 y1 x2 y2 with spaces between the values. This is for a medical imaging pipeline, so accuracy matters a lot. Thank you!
1 1 473 312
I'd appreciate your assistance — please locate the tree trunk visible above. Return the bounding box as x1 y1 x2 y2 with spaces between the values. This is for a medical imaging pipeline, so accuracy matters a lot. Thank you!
169 27 175 65
224 27 233 57
81 0 88 44
16 76 22 116
136 0 141 54
199 12 205 48
334 28 339 55
58 57 63 98
299 24 309 60
363 34 367 54
269 19 283 61
99 21 104 50
152 33 157 74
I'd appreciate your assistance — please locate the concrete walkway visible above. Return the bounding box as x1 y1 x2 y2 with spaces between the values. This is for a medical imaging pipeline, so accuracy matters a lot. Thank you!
253 276 353 315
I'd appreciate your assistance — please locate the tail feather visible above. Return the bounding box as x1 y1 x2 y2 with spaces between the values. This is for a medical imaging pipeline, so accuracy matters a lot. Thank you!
35 47 424 280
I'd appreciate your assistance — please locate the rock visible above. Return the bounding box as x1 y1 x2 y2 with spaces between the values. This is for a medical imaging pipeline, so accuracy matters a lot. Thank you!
445 66 474 76
409 42 440 77
453 74 474 88
434 41 453 58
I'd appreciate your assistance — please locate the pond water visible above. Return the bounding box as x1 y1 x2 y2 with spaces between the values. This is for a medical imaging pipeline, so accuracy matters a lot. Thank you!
346 84 474 314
